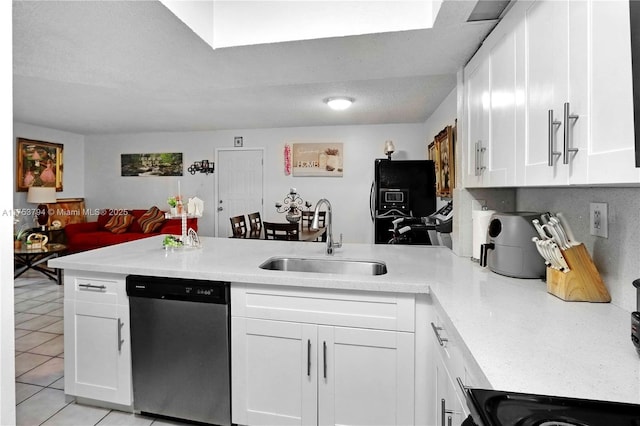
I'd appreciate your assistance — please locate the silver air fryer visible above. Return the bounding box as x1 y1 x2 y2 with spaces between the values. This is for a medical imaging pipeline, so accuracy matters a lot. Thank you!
479 212 546 279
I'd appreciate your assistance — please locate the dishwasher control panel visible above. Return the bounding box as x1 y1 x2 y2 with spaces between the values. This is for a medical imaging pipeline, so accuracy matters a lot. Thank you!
126 275 229 304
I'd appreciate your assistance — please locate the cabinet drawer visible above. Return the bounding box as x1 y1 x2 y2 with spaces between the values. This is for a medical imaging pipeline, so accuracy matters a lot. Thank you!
231 283 415 332
65 271 127 305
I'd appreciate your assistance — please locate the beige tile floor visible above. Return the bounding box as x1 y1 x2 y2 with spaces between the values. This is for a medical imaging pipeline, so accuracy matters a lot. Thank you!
14 274 192 426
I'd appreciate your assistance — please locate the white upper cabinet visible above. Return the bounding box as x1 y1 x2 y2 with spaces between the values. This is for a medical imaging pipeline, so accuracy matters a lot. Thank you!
463 3 523 188
488 27 521 186
522 0 591 185
463 0 639 187
463 53 491 187
586 0 639 183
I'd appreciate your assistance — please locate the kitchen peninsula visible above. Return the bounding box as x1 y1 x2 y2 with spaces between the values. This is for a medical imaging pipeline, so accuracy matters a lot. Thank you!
50 236 639 425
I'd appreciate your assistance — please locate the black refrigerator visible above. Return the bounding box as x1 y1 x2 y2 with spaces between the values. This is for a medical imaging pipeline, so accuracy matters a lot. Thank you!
369 159 437 244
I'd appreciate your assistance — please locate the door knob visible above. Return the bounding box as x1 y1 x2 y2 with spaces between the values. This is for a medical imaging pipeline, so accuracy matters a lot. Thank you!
217 206 224 212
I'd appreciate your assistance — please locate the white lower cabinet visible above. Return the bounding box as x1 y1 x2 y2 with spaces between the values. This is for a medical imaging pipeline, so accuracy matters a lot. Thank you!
64 272 132 407
431 306 490 426
434 351 464 426
231 284 416 426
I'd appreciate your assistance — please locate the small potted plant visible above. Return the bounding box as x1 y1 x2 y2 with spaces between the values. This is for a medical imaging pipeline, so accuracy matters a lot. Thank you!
14 226 28 250
167 196 178 216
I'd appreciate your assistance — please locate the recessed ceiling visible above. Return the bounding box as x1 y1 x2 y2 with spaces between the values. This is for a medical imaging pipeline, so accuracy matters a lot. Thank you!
12 0 500 135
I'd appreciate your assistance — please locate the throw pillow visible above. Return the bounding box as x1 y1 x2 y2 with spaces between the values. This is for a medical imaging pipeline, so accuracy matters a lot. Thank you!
104 213 134 234
138 206 166 234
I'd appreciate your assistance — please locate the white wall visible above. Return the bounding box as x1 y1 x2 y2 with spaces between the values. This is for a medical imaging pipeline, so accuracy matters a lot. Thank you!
423 88 457 145
85 123 427 243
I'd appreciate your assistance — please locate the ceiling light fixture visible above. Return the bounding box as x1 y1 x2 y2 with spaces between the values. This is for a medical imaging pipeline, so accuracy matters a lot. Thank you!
325 97 354 111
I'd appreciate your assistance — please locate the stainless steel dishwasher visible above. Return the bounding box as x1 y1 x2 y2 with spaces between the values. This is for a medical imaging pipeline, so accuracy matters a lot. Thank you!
126 275 230 426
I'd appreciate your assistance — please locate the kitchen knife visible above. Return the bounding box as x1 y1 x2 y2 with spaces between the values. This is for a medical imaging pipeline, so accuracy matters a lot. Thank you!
556 212 580 246
532 237 552 267
548 217 571 250
541 223 563 248
532 219 548 240
548 240 570 272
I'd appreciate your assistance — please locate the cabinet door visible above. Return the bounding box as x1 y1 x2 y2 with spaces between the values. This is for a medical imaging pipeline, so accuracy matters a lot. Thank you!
232 318 317 426
464 56 491 187
488 30 520 186
586 0 639 184
523 0 570 185
435 350 464 426
318 326 414 426
65 300 131 405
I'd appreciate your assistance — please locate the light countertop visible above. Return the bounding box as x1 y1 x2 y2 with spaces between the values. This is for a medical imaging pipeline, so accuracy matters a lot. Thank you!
50 236 640 405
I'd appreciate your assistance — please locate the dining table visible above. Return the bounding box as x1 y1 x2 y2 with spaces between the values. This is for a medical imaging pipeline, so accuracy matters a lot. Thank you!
233 224 326 242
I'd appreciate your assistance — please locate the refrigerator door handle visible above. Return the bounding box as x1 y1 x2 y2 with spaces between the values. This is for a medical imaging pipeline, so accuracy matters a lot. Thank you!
370 181 376 221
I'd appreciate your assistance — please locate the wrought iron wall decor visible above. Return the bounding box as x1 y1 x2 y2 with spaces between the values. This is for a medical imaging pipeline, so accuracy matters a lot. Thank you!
187 160 215 175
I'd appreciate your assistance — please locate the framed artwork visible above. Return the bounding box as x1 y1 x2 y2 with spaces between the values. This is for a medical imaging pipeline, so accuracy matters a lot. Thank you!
16 138 63 192
47 198 87 227
431 125 455 198
121 153 183 176
291 143 343 177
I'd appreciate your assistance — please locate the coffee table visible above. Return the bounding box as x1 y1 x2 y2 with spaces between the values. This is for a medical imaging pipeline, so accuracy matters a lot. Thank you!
14 243 67 285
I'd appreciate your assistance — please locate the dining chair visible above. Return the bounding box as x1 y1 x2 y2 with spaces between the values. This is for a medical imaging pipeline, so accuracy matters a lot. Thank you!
301 211 327 241
230 215 248 237
263 222 299 241
247 212 263 235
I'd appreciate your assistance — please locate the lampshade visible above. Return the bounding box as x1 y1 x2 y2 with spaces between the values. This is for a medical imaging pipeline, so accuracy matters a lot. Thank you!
27 186 57 204
384 140 395 155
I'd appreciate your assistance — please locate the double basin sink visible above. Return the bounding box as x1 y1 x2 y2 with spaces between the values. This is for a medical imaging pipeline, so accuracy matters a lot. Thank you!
259 256 387 276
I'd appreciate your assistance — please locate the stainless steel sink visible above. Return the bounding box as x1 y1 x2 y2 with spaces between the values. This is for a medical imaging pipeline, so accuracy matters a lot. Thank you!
259 257 387 276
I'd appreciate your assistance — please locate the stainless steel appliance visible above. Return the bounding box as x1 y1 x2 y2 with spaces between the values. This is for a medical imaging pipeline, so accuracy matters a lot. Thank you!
461 386 640 425
126 275 231 426
479 212 546 279
369 159 437 244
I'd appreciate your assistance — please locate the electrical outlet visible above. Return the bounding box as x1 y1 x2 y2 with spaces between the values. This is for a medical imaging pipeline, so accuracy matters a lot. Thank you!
590 202 608 238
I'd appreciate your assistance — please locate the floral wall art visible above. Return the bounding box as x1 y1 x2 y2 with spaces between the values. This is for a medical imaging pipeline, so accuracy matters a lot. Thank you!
291 143 343 177
16 138 63 191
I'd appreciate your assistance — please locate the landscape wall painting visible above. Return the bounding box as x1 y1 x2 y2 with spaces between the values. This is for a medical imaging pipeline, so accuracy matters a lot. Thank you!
121 153 183 177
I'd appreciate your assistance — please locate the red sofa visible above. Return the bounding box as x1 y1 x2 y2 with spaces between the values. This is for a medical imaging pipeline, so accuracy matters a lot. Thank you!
63 209 198 253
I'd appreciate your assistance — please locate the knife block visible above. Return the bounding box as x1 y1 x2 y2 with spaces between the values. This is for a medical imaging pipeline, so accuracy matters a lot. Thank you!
546 243 610 302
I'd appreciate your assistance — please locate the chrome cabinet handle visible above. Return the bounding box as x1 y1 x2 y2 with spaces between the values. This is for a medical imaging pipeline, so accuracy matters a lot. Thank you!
475 141 486 176
79 283 106 291
323 341 327 379
441 399 454 426
117 318 124 352
307 339 311 377
431 322 448 346
563 102 579 164
456 377 466 395
447 416 452 426
548 109 562 166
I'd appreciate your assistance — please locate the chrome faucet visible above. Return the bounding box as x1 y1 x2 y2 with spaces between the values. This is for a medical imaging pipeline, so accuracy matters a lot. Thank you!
311 198 342 255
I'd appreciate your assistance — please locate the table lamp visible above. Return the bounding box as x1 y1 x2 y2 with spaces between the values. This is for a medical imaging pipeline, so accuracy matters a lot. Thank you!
27 186 57 230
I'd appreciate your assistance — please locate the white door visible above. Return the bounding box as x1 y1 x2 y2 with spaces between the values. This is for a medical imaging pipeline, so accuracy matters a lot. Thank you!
216 149 264 237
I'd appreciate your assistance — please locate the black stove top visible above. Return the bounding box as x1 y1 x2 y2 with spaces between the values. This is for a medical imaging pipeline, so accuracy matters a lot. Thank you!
465 388 640 426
